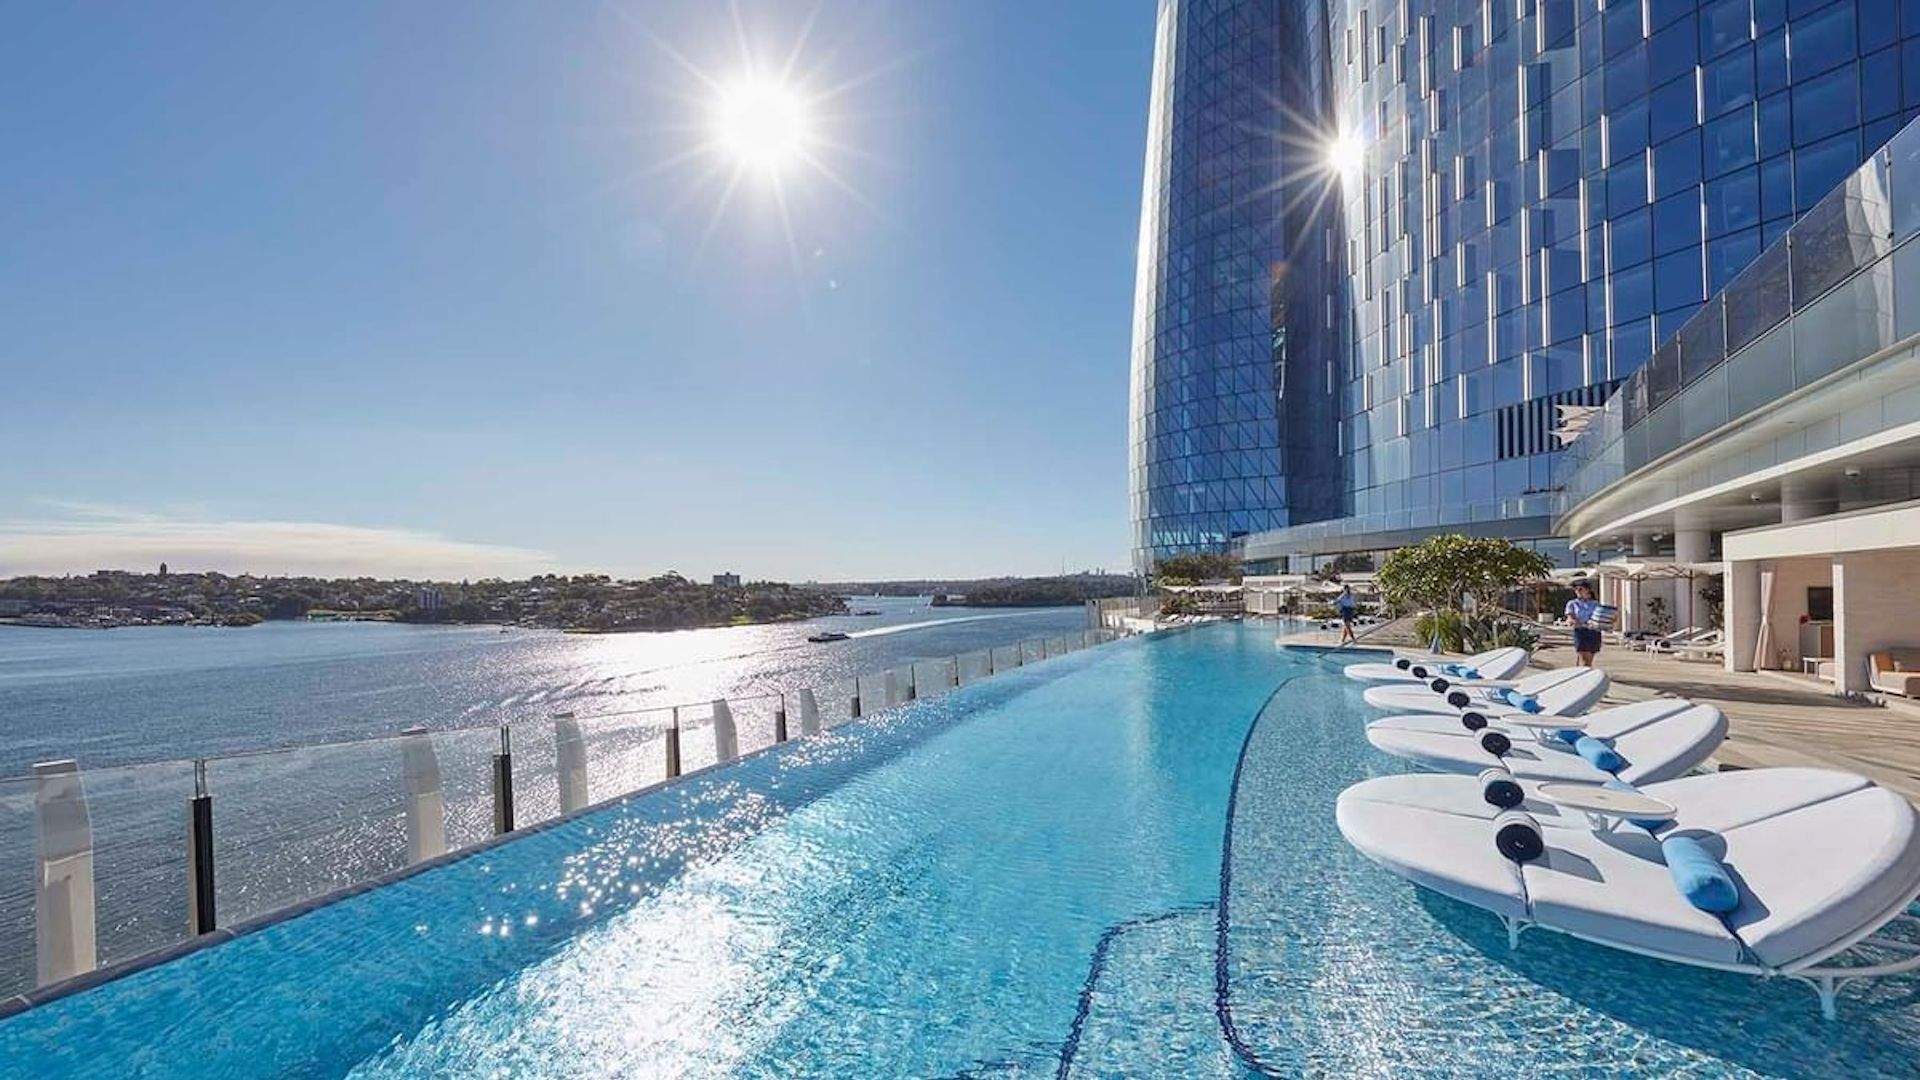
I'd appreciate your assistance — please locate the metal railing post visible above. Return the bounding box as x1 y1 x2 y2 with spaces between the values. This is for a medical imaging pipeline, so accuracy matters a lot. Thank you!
665 707 683 778
774 695 789 743
907 666 918 702
492 725 515 835
187 759 216 936
949 657 960 688
851 689 863 719
33 759 96 986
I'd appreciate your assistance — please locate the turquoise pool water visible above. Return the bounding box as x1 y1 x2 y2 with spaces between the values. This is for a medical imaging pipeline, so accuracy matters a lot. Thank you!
2 623 1916 1077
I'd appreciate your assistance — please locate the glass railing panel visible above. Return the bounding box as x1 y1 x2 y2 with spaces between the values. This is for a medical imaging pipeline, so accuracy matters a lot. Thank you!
955 649 993 685
1893 121 1920 241
1792 257 1895 385
506 718 563 829
1020 640 1046 665
208 738 411 929
1895 240 1920 339
0 774 33 994
1676 298 1726 387
1645 340 1681 413
730 695 781 757
1724 241 1791 352
1680 365 1730 442
673 702 719 776
430 725 504 855
855 672 891 718
1725 321 1796 420
1790 155 1893 308
578 708 671 802
912 660 955 701
69 761 196 974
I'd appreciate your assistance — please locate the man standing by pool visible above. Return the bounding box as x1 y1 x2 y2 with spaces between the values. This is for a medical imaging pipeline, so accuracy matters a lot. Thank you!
1565 579 1603 667
1336 584 1358 645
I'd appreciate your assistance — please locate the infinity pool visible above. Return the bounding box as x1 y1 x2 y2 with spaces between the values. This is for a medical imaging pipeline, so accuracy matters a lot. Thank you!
2 623 1916 1076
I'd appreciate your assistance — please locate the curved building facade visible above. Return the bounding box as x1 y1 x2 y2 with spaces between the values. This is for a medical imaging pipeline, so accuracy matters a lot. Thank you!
1127 0 1345 573
1133 0 1920 574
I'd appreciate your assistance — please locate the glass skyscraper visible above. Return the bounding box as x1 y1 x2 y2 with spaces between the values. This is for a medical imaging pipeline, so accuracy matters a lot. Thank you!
1129 0 1920 573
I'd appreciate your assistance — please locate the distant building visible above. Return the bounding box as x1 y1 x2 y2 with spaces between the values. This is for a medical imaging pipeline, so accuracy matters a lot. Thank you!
0 599 33 616
158 562 169 578
417 587 445 611
711 572 742 588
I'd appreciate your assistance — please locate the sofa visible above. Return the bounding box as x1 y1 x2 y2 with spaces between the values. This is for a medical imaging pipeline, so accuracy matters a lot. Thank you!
1870 650 1920 698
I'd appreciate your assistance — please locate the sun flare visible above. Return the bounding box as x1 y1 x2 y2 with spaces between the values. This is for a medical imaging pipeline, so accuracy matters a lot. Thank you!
713 79 811 174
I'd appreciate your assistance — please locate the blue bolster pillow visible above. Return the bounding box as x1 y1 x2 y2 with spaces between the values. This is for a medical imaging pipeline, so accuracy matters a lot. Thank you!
1552 728 1584 746
1603 778 1670 831
1457 667 1480 680
1511 693 1543 714
1661 835 1740 913
1489 687 1513 706
1574 735 1627 773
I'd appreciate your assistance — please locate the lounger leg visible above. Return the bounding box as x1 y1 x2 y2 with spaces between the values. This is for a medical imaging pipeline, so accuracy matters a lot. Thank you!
1815 976 1839 1021
1502 916 1527 950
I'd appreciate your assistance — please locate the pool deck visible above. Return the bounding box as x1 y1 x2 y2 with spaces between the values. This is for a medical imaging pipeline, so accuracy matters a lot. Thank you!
1270 617 1920 802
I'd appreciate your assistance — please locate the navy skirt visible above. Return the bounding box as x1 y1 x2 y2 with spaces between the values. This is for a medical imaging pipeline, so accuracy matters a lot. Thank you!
1573 627 1603 653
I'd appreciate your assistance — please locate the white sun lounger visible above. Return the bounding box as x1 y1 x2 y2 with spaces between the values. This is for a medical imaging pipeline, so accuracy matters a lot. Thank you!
1336 767 1920 1018
1361 666 1608 718
1343 646 1532 684
1365 699 1727 785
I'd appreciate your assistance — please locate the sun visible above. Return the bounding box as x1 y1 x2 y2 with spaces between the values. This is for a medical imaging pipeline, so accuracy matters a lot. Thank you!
713 79 811 174
1324 130 1365 175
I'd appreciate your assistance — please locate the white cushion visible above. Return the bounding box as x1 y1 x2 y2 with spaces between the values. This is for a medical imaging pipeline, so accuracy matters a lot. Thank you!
1337 773 1589 829
1522 829 1746 965
1640 768 1869 834
1530 668 1610 716
1361 667 1592 715
1610 705 1728 785
1345 647 1532 684
1719 786 1920 968
1335 789 1529 921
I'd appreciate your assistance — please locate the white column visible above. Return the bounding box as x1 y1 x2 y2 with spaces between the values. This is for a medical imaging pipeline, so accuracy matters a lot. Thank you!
555 717 589 814
710 699 739 763
1673 528 1714 633
400 728 447 865
796 688 821 735
1726 559 1761 672
33 760 96 986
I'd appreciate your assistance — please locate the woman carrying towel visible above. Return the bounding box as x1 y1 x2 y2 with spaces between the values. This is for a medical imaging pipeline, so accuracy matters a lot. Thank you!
1565 579 1602 667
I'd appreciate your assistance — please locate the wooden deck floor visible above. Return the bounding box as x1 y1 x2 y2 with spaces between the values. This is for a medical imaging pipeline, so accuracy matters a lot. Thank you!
1269 617 1920 801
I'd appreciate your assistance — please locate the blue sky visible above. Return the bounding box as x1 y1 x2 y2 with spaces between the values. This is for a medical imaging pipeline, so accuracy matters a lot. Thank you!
1 1 1155 581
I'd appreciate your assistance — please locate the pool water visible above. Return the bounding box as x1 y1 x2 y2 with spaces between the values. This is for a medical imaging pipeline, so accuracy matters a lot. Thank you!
2 623 1916 1077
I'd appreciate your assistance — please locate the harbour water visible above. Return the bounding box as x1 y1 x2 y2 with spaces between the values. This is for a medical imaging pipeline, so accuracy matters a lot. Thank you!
0 597 1095 993
0 596 1091 774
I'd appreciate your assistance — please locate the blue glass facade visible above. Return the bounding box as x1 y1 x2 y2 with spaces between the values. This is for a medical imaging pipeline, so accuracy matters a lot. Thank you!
1131 0 1920 571
1127 0 1345 573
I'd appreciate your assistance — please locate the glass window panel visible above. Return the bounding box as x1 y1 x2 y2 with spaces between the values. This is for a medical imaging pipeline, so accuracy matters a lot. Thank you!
1611 315 1656 374
1757 29 1791 94
1725 239 1792 350
1760 152 1796 218
1657 245 1707 310
1611 205 1654 267
1610 151 1651 213
1654 189 1703 253
1708 226 1764 291
1789 2 1856 80
1652 0 1696 30
1863 46 1902 121
1651 14 1701 84
1794 129 1862 210
1609 100 1651 161
1700 0 1753 58
1706 164 1763 235
1650 76 1701 145
1704 108 1757 175
1606 41 1651 108
1607 0 1648 55
1613 259 1657 322
1654 128 1705 197
1704 45 1757 116
1792 63 1861 145
1757 91 1793 159
1861 0 1899 52
1907 39 1920 109
1756 0 1789 33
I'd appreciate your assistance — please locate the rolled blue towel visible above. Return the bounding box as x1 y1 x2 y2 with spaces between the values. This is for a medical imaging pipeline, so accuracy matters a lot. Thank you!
1479 767 1524 809
1457 667 1480 681
1661 835 1740 913
1512 694 1544 714
1441 664 1462 676
1574 735 1628 774
1603 778 1670 831
1493 809 1545 863
1552 728 1584 746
